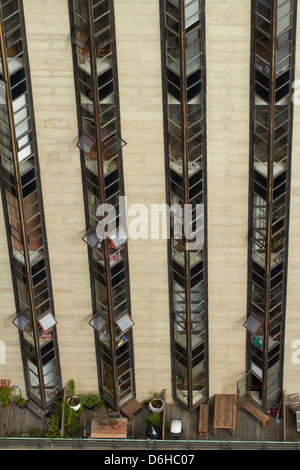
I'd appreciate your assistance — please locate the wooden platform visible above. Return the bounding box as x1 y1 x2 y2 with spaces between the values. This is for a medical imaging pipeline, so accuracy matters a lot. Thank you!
1 398 298 443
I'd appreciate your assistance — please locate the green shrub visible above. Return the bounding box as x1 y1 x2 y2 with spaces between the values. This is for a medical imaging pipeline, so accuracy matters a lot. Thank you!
15 395 27 407
0 387 13 408
29 428 44 438
144 412 163 428
80 394 104 409
45 414 60 439
68 379 76 397
65 407 80 437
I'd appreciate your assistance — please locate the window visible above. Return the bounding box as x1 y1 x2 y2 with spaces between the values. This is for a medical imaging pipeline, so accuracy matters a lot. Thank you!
69 0 135 410
160 0 208 410
0 0 62 408
246 0 296 411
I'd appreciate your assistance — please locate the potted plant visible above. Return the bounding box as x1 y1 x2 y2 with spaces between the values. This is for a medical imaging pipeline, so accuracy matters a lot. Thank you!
80 394 104 410
101 420 108 429
64 406 81 438
110 418 119 428
144 411 163 428
92 395 104 409
15 395 27 409
45 414 60 438
67 379 81 411
0 386 13 408
143 399 150 408
144 412 163 440
149 394 164 413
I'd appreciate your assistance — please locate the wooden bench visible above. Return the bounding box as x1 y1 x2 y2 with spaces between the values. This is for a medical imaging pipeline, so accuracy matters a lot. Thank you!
121 399 142 420
241 399 270 427
198 403 209 436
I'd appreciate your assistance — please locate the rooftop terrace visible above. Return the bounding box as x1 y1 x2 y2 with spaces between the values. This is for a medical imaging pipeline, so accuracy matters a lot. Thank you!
0 391 300 450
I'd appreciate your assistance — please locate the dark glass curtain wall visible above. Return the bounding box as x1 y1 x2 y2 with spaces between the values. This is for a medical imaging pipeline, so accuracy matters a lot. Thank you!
246 0 297 411
160 0 209 410
68 0 135 410
0 0 62 409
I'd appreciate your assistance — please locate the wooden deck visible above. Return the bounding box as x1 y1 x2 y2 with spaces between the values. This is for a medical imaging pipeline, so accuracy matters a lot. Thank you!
0 399 300 444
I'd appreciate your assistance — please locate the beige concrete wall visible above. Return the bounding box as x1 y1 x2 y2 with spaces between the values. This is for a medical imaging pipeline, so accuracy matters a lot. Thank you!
23 0 97 394
114 0 172 402
0 197 25 390
284 9 300 394
206 0 251 394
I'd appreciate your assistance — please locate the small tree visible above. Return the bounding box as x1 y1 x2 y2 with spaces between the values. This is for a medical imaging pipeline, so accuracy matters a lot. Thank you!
68 379 76 397
0 386 13 408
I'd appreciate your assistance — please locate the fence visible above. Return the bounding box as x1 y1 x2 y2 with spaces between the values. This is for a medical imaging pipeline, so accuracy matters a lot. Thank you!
1 437 300 450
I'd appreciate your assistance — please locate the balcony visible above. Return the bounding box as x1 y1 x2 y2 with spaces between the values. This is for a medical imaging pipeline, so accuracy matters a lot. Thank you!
0 389 300 450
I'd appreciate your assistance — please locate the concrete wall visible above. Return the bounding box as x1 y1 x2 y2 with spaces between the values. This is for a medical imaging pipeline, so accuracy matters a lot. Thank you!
0 196 24 390
206 0 251 394
114 0 172 401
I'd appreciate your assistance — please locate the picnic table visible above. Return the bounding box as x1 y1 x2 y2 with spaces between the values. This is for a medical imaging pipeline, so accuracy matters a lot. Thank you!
90 417 128 439
213 394 237 437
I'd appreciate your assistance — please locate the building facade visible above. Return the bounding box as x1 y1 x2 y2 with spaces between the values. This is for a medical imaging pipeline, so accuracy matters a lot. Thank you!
0 0 300 413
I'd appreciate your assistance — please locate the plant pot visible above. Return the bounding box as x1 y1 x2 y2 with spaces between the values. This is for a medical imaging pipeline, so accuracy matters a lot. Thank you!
149 398 164 413
67 396 81 411
145 425 161 440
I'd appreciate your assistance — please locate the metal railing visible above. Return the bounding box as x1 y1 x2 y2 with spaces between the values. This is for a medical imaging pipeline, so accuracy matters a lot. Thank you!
1 437 300 450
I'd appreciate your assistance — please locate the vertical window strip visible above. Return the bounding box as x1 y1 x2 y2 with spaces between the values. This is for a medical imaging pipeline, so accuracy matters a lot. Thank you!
160 0 208 411
247 0 297 411
0 0 62 408
69 0 135 410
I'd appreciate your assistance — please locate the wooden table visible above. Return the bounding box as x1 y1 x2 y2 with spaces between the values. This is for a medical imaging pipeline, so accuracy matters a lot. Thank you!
91 417 128 439
213 394 237 437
